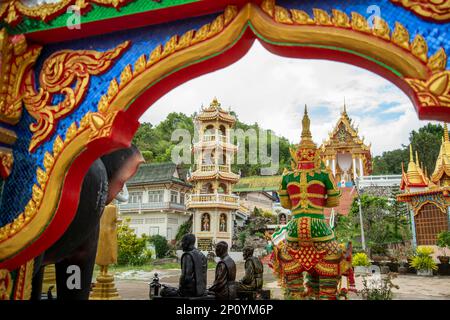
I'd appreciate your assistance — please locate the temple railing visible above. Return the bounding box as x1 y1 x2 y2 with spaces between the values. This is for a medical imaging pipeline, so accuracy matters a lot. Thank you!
193 164 231 173
186 193 239 208
118 201 186 212
355 175 402 189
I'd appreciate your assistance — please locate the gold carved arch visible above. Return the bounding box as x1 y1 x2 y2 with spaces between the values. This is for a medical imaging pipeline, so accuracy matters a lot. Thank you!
1 0 449 264
413 199 447 215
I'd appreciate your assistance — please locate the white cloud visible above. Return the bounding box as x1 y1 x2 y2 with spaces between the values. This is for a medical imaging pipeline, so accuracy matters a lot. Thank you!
141 41 433 156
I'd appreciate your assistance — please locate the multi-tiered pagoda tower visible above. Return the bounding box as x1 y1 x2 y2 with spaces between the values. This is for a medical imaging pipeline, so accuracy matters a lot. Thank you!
320 103 372 186
186 98 240 251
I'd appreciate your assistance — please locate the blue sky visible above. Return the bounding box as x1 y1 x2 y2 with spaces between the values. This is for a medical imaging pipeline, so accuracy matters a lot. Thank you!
140 41 435 156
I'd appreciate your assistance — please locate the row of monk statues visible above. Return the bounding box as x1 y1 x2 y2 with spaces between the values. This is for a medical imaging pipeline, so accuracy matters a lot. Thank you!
158 234 265 300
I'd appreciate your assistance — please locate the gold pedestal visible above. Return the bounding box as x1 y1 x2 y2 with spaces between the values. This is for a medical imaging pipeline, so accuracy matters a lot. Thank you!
89 271 121 300
42 264 56 295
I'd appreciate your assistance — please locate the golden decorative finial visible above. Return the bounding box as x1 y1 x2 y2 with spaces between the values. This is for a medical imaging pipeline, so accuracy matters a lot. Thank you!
210 97 221 109
409 144 414 163
444 123 449 142
299 104 316 148
343 97 347 114
301 105 312 138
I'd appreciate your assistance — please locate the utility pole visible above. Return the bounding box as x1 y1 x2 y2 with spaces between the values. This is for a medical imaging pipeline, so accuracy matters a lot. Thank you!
355 177 367 251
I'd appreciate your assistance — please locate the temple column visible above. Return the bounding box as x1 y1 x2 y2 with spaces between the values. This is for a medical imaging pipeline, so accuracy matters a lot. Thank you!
410 205 417 248
331 157 336 176
352 156 357 179
359 156 364 176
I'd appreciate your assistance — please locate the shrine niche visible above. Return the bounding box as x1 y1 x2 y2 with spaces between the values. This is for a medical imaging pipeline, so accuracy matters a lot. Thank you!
201 213 211 232
0 0 449 300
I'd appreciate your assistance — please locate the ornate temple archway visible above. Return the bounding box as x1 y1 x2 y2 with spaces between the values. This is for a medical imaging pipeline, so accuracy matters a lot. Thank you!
0 0 449 275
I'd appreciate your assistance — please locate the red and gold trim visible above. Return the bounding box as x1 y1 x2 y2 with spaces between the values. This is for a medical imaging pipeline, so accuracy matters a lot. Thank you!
0 268 13 299
2 0 450 270
0 28 42 125
24 41 130 152
0 0 142 27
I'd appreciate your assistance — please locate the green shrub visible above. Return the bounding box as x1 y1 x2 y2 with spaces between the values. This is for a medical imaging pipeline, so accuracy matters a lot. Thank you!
117 222 151 265
175 219 192 243
436 231 450 256
410 246 437 271
149 234 170 258
353 252 371 267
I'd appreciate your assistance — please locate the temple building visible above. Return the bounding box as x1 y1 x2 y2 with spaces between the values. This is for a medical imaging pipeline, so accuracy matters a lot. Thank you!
186 98 240 251
398 125 450 248
118 162 192 241
320 104 372 187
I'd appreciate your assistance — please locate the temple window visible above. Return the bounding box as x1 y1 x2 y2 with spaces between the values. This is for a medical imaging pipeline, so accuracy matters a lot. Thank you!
415 203 449 246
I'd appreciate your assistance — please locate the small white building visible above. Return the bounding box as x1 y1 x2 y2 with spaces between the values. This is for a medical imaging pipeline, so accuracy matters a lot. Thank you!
118 162 192 242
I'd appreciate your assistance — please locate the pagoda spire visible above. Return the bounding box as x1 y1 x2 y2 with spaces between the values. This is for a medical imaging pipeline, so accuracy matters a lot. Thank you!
300 105 315 148
444 123 449 142
415 150 420 167
343 97 347 114
409 144 414 163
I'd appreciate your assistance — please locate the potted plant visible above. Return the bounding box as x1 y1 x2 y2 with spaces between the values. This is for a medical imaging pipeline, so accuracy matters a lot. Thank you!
409 246 437 276
436 231 450 275
390 244 413 275
436 231 450 264
353 252 371 275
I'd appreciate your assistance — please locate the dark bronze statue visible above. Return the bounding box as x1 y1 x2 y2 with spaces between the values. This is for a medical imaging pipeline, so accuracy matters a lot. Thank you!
160 234 207 297
209 241 237 300
237 246 264 293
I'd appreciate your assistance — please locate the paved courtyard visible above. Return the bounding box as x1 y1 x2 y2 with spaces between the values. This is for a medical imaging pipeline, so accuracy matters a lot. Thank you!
112 262 450 300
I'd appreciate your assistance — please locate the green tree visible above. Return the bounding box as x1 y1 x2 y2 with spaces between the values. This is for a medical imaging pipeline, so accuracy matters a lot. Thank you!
133 111 294 176
175 217 192 244
117 222 151 265
149 234 170 258
372 123 444 175
342 192 411 254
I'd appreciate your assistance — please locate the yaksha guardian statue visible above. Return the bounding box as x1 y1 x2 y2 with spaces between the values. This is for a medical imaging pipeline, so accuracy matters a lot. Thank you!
270 106 354 300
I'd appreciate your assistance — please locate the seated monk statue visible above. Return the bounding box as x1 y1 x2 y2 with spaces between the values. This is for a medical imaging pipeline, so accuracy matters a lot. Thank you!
160 234 207 297
237 246 264 293
209 241 237 300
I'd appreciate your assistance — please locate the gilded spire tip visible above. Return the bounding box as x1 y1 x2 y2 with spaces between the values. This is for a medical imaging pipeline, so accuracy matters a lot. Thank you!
444 123 449 142
409 144 414 163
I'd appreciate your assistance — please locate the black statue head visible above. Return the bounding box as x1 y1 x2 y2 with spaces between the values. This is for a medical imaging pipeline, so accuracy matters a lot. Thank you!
243 246 254 260
181 234 196 252
101 144 144 204
215 241 228 259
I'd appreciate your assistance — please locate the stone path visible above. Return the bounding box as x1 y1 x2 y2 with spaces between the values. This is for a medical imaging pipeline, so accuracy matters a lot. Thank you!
113 263 450 300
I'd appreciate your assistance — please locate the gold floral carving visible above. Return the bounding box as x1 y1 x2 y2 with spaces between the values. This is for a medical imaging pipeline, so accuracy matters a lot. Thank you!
405 48 448 108
0 28 42 125
390 0 450 22
0 148 14 179
97 6 238 114
23 41 129 152
258 0 449 110
0 268 13 300
0 0 136 26
12 259 33 300
0 109 119 246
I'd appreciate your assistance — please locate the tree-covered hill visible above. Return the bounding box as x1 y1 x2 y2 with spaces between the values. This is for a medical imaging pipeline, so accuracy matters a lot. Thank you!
132 112 294 176
372 123 444 175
